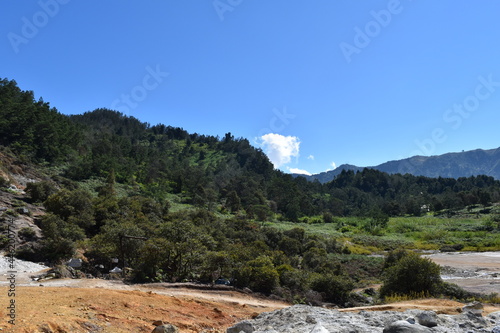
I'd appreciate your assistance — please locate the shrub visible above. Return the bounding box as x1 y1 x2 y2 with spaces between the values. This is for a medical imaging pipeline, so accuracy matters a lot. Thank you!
380 250 442 298
438 282 479 301
278 236 302 256
0 234 9 249
0 176 8 188
309 273 353 305
278 266 308 292
322 212 334 223
234 256 279 294
18 227 37 240
439 244 464 252
383 248 410 270
26 181 57 203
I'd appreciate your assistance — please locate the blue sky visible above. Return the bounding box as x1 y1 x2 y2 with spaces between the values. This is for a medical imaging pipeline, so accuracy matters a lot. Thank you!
2 1 500 175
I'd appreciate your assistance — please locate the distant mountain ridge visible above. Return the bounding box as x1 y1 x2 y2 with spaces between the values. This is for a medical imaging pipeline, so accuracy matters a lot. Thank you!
295 147 500 183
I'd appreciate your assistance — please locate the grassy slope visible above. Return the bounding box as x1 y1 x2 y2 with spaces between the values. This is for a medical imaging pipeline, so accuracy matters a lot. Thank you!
266 206 500 253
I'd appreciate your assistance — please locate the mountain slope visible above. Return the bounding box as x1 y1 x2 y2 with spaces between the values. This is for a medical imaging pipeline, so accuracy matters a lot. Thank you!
297 148 500 183
295 164 364 183
377 148 500 179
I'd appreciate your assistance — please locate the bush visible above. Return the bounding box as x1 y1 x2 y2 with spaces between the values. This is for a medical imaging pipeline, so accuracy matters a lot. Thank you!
439 244 464 252
0 176 8 188
438 282 479 300
278 266 308 292
322 212 334 223
18 227 37 241
0 234 9 249
39 238 76 263
309 273 353 305
380 250 442 298
26 181 57 203
234 256 279 294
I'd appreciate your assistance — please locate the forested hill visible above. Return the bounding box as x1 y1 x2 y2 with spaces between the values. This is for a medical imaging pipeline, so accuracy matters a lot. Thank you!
1 77 500 221
2 77 500 303
296 148 500 184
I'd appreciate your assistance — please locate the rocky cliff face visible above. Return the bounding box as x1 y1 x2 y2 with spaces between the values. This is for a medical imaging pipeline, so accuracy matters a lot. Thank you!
227 304 500 333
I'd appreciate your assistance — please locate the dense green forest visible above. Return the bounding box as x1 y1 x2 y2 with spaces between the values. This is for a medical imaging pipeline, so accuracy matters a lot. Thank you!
1 78 498 220
1 78 499 304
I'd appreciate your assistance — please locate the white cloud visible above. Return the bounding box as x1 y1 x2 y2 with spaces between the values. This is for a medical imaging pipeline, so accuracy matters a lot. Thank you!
307 155 315 160
289 168 312 176
257 133 300 168
326 161 337 171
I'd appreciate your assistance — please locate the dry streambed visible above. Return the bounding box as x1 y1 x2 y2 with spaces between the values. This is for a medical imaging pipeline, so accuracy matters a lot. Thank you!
426 251 500 295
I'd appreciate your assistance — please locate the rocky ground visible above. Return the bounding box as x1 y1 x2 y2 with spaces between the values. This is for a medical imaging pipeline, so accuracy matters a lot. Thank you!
227 303 500 333
425 252 500 295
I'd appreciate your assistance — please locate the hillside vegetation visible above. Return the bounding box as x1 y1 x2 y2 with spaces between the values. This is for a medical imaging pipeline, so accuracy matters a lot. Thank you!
1 78 500 305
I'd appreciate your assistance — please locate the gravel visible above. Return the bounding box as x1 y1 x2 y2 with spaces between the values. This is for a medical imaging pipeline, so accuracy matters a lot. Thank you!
0 254 48 274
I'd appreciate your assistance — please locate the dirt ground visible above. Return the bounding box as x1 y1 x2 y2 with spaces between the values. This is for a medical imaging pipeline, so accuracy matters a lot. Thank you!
340 298 500 315
0 261 290 333
426 251 500 295
0 285 287 333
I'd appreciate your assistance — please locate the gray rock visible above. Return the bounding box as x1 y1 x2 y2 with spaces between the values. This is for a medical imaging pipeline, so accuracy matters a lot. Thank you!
383 320 433 333
462 301 484 316
227 320 254 333
416 311 438 327
17 207 29 215
152 324 179 333
459 311 488 327
492 326 500 333
231 304 500 333
309 324 329 333
305 315 317 324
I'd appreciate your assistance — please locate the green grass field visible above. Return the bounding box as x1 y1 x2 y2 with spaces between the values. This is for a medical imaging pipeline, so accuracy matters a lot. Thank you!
265 210 500 253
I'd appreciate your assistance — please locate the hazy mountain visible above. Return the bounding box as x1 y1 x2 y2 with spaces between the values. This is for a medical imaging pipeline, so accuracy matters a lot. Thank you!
296 164 364 183
295 147 500 183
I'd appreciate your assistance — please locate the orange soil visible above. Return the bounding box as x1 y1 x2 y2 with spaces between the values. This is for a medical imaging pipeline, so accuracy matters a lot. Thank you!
0 286 282 333
340 298 500 315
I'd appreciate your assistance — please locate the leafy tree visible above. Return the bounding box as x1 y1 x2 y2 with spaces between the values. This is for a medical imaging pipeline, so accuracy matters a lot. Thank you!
278 266 309 292
133 238 172 282
322 211 334 223
235 255 279 294
26 181 57 203
309 273 353 304
201 251 232 283
226 191 241 213
37 214 83 262
302 247 328 271
278 236 302 256
478 190 491 207
380 250 442 298
0 79 80 162
44 189 95 234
